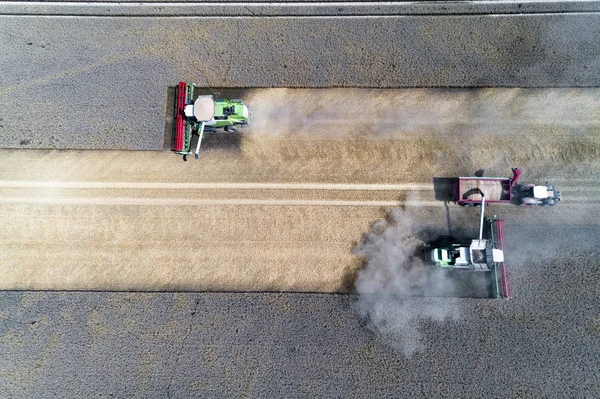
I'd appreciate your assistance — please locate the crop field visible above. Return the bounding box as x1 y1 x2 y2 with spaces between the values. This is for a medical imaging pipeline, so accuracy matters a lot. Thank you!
1 1 599 397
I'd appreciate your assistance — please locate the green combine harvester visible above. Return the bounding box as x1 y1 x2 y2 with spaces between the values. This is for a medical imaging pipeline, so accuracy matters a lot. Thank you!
173 81 250 160
429 191 511 299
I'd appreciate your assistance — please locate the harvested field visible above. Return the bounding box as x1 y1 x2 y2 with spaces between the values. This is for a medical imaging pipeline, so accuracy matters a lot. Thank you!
1 143 599 292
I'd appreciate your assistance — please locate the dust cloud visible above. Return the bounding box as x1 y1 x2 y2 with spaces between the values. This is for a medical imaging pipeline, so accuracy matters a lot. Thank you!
353 208 460 357
239 87 600 184
245 88 460 137
244 88 599 138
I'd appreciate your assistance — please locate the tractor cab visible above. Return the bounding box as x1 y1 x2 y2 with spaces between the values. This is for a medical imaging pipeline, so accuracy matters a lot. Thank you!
520 184 561 205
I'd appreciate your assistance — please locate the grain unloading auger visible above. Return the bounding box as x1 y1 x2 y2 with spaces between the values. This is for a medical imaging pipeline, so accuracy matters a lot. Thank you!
173 82 250 160
429 191 512 299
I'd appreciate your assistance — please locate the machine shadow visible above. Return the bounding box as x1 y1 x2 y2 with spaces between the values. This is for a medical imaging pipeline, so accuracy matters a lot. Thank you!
188 131 243 154
163 86 176 151
433 177 458 202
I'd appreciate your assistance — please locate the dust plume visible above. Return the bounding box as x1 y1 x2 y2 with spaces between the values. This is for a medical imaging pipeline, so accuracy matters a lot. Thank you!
244 87 599 137
353 208 460 356
241 88 600 181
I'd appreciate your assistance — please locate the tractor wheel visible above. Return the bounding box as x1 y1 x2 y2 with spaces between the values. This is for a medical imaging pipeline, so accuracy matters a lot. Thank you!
225 126 237 133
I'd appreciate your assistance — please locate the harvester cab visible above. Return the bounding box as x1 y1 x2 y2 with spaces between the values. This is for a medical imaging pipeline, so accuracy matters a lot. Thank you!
431 239 504 272
172 81 250 160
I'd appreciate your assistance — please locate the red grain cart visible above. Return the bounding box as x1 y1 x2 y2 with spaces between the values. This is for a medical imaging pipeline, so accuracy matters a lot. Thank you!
455 168 560 206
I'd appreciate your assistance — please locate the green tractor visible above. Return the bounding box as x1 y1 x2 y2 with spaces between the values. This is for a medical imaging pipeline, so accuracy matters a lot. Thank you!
173 81 250 159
